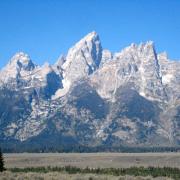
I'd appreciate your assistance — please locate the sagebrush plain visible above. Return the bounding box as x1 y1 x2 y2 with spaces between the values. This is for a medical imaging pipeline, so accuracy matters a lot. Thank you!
4 153 180 168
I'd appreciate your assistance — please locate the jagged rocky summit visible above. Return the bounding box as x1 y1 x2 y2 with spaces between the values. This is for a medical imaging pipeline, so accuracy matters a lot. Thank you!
0 31 180 150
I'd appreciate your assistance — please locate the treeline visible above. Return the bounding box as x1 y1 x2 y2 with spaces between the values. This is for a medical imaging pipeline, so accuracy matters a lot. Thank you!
9 166 180 180
1 144 180 153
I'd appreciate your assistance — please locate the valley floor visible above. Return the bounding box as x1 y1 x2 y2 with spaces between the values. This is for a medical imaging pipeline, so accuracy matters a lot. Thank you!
4 153 180 168
0 171 173 180
2 153 180 180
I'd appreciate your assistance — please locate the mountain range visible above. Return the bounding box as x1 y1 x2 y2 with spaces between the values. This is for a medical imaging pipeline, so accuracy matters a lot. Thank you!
0 32 180 151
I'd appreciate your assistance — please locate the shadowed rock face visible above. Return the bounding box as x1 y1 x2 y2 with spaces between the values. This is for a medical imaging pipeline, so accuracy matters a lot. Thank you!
114 87 160 121
0 32 180 149
69 81 109 119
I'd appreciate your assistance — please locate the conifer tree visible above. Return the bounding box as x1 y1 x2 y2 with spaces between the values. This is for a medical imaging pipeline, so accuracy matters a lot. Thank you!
0 148 5 172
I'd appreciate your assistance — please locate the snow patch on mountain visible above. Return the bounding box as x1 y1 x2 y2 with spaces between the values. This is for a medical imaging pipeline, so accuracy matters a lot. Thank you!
52 79 71 99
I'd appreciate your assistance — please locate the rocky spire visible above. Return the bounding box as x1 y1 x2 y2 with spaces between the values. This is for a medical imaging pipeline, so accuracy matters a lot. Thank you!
8 52 35 71
62 31 102 83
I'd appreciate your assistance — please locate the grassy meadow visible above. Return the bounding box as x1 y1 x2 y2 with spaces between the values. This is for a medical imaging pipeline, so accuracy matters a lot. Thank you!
0 153 180 180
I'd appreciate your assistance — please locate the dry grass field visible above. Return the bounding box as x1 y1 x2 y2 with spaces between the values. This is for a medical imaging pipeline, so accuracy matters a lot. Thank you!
4 153 180 169
0 171 173 180
1 153 179 180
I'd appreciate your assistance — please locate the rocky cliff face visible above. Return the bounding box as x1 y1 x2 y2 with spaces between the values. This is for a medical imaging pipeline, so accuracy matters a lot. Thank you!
0 32 180 149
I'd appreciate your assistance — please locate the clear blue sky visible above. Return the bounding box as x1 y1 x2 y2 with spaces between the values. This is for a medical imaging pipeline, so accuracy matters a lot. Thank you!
0 0 180 68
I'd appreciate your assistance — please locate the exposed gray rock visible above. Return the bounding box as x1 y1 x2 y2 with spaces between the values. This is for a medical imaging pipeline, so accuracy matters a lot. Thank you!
0 32 179 148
